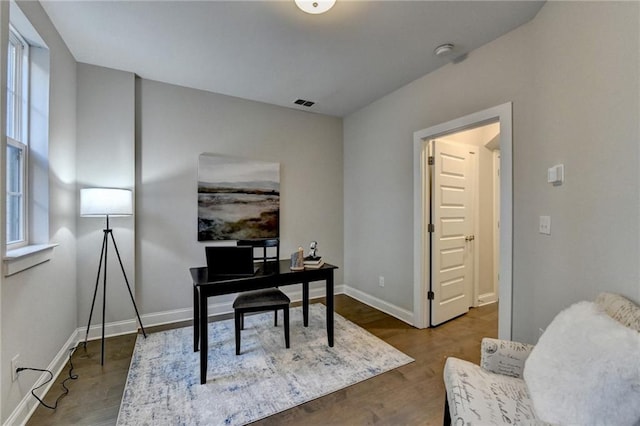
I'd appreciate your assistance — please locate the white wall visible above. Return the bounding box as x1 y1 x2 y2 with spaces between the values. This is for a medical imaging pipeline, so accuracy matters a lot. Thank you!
1 1 77 422
344 1 639 343
136 79 343 316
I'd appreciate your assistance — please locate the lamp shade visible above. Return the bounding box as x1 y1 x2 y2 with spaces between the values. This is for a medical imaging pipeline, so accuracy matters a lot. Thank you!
80 188 133 217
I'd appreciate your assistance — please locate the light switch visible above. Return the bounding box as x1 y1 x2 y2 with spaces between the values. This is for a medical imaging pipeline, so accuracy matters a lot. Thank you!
547 164 564 185
539 215 551 235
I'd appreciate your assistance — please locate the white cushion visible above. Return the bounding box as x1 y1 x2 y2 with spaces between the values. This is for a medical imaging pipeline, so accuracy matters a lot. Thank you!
523 301 640 426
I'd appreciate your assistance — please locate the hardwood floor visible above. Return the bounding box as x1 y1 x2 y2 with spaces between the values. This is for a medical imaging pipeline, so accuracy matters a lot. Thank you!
26 295 497 426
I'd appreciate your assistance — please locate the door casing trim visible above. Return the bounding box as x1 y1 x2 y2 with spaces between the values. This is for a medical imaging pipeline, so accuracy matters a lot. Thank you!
412 102 513 339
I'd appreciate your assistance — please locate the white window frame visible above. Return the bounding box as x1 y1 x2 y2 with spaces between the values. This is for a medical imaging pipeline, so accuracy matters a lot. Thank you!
6 25 29 248
6 137 27 246
3 3 56 276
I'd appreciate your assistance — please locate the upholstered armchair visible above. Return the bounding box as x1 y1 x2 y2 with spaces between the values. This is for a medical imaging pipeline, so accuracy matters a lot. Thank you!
443 293 640 425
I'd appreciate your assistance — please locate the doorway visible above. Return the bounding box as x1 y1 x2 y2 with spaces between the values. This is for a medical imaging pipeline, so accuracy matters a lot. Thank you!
438 123 501 308
412 103 513 339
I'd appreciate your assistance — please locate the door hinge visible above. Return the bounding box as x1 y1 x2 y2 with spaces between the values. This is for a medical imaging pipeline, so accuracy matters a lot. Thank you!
427 291 434 300
427 224 434 233
428 156 434 165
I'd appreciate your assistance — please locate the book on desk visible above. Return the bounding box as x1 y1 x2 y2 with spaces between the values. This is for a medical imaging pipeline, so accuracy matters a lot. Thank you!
304 256 325 269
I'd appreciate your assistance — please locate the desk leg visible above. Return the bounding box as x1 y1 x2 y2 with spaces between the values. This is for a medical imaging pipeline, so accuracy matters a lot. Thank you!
199 293 208 384
302 281 309 327
193 286 199 352
326 272 334 347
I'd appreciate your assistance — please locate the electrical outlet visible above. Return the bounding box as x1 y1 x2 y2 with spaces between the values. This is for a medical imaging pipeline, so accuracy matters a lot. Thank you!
539 216 551 235
11 354 20 382
378 276 385 287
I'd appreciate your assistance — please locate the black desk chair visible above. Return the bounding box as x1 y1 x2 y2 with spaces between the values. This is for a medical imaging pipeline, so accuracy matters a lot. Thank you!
233 239 290 355
238 238 279 263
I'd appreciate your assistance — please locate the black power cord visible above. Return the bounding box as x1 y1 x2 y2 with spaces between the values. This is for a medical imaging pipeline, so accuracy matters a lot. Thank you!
16 346 79 410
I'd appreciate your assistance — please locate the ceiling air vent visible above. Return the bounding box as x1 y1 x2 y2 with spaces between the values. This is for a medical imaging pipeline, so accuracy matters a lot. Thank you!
294 99 315 108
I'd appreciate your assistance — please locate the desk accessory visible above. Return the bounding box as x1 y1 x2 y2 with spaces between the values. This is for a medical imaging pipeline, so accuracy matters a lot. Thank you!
290 247 304 270
304 241 323 268
304 259 325 269
308 241 318 259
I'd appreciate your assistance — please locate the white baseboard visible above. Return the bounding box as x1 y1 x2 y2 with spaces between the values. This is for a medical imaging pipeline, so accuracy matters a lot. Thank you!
477 292 498 306
72 285 407 346
343 285 414 326
81 284 341 342
4 331 80 426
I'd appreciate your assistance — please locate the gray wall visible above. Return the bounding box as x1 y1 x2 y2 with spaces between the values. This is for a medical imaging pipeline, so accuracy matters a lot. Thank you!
1 1 77 421
4 48 343 425
2 0 637 421
76 63 136 332
344 1 639 344
74 67 344 326
135 79 343 315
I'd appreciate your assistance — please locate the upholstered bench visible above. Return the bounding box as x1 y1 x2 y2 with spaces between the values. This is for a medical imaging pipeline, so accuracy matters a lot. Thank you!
443 292 640 425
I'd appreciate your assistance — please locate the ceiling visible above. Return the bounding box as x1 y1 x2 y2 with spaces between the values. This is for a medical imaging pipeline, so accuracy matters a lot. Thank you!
40 1 544 117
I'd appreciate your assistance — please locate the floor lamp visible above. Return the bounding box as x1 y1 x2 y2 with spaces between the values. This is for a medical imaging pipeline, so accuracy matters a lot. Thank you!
80 188 147 365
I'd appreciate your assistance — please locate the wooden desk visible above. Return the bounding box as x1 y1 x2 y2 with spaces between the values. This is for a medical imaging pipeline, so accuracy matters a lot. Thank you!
190 260 338 384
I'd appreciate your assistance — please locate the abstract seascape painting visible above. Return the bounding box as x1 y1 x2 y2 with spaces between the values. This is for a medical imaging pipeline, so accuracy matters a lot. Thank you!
198 154 280 241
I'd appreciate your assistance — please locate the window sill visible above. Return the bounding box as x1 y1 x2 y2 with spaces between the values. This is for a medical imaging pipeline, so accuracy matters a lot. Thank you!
4 243 58 276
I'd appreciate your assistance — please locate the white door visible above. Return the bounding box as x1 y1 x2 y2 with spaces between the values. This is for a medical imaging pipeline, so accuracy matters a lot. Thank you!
430 140 474 326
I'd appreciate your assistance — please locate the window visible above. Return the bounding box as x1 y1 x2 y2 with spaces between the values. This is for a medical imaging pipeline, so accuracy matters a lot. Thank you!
3 5 55 275
6 26 29 247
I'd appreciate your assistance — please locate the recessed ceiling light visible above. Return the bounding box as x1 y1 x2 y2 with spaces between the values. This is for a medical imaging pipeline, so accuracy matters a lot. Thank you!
295 0 336 15
434 43 455 57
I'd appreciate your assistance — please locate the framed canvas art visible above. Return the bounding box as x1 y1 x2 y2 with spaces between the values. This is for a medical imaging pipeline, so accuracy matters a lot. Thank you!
197 154 280 241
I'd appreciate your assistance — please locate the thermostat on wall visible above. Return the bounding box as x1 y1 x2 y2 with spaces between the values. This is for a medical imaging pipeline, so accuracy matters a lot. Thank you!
547 164 564 185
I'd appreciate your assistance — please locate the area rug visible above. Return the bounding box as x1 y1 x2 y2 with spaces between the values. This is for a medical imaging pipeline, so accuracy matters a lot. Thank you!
117 304 414 425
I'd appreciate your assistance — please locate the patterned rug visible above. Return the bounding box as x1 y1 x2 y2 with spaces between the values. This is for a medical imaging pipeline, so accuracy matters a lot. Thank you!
117 303 413 425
